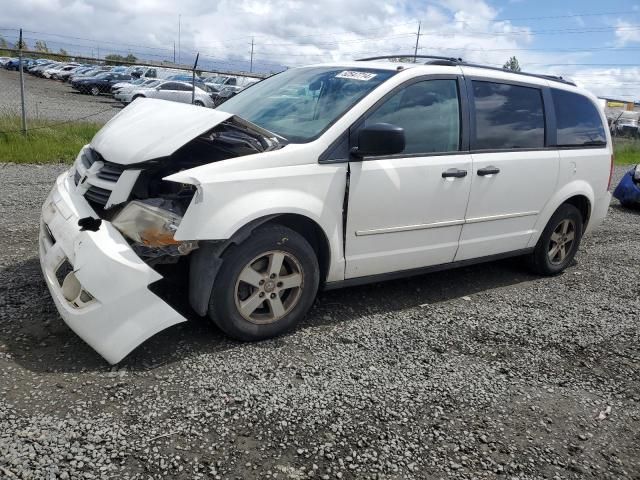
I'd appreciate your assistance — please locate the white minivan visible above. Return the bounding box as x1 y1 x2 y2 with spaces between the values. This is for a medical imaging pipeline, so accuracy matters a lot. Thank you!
39 57 613 363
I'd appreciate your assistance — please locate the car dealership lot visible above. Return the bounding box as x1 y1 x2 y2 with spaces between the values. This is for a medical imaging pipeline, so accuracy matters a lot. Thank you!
0 164 639 479
0 68 120 124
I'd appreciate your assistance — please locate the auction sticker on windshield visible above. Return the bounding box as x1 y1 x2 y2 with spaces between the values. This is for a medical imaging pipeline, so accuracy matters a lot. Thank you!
335 71 378 81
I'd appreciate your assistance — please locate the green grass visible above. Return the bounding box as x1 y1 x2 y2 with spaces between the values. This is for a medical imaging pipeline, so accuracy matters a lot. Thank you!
0 113 639 166
0 116 101 164
614 138 640 166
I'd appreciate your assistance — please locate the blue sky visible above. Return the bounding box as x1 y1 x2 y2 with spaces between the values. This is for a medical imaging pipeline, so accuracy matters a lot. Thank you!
0 0 638 99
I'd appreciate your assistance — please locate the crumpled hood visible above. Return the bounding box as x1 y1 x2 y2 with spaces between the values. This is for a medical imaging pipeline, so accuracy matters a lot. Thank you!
90 98 234 165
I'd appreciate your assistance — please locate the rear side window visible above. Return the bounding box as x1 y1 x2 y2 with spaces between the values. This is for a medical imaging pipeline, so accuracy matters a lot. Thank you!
472 81 545 150
551 89 606 146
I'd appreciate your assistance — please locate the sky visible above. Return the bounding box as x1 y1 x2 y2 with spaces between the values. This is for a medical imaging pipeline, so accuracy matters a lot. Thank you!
0 0 639 101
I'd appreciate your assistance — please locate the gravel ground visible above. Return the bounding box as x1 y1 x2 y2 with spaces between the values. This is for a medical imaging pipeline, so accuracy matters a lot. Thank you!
0 163 639 479
0 69 121 125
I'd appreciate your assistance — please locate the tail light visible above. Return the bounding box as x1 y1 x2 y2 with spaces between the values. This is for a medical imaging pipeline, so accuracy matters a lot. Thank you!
608 153 615 191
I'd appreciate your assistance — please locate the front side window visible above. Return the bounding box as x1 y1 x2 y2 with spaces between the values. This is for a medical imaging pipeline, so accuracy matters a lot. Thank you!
219 67 396 143
551 89 606 146
363 79 460 154
472 81 545 150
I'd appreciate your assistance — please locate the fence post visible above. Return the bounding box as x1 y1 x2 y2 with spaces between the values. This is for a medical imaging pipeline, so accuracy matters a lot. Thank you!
191 52 199 105
18 28 27 135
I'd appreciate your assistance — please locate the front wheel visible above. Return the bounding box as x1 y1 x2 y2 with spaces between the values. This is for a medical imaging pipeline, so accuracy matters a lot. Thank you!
90 86 100 96
528 204 583 276
193 100 204 107
208 225 320 341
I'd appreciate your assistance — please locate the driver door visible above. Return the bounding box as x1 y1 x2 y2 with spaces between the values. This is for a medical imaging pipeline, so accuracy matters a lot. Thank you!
345 77 472 279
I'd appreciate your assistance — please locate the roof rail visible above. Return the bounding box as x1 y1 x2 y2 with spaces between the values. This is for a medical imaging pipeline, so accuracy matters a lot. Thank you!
355 55 576 86
357 55 463 64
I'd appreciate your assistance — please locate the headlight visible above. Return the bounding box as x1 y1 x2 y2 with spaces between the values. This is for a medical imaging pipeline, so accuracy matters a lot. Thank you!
112 200 182 247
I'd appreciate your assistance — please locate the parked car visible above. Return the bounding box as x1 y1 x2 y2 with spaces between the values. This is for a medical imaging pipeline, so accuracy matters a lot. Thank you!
48 63 81 80
212 79 261 106
111 78 158 96
31 61 61 76
68 68 109 83
39 59 613 364
119 81 214 106
0 57 13 67
164 74 206 87
71 72 133 95
4 58 36 71
613 164 640 207
43 63 78 79
27 61 57 75
57 65 91 82
612 111 639 138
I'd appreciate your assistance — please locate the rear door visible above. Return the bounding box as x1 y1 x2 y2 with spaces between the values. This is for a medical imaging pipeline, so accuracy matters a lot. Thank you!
455 78 560 261
345 76 472 278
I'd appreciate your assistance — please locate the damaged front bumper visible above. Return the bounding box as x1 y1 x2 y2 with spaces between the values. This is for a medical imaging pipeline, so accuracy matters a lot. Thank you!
39 170 187 364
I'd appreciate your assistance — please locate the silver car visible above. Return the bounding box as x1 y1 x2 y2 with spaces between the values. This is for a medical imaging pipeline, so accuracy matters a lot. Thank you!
117 81 215 107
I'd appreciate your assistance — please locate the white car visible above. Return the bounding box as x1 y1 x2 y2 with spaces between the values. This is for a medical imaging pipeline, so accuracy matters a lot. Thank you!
39 58 613 363
115 81 214 107
43 63 79 79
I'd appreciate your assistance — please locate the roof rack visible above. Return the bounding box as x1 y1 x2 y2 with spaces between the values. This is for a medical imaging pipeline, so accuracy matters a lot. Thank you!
355 55 576 86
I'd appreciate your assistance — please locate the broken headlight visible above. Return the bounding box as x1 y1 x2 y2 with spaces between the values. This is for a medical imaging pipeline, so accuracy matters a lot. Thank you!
112 200 197 257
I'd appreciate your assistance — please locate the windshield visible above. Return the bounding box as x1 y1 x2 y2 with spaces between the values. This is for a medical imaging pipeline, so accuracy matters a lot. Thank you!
219 67 396 142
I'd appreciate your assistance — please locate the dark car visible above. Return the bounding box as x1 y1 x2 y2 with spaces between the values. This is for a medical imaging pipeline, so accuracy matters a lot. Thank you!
4 58 36 71
71 72 133 95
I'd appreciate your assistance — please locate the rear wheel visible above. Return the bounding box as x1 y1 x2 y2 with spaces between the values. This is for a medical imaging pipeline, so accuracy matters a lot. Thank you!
528 204 583 276
208 225 320 341
132 95 145 102
90 85 100 96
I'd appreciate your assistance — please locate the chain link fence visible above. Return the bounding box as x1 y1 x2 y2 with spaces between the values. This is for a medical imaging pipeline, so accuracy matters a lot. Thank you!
0 32 267 136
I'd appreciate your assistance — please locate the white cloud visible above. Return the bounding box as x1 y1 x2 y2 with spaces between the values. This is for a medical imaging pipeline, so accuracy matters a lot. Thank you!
615 19 640 46
0 0 637 99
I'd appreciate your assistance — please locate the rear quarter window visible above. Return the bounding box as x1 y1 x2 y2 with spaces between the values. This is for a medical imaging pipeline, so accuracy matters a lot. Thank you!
551 89 606 147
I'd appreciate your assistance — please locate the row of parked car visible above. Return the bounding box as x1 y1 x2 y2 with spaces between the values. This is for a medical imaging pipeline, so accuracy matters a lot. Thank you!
0 56 261 108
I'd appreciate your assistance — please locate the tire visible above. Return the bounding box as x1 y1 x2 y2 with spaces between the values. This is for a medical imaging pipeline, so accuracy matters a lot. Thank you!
90 86 100 96
194 100 204 107
528 203 583 276
208 224 320 341
132 95 145 102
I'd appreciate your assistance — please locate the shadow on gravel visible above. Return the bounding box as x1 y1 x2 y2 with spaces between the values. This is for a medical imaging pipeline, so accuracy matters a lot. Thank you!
1 254 539 373
610 203 640 215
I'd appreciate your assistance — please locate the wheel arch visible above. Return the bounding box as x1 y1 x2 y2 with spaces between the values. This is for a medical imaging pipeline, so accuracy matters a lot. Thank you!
188 213 332 317
527 181 594 249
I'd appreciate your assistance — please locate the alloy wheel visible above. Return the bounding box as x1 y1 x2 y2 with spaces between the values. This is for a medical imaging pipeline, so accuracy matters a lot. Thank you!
234 250 304 325
548 219 576 265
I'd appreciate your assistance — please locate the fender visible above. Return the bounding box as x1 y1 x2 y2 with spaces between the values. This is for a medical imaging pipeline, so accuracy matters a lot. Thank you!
526 179 595 249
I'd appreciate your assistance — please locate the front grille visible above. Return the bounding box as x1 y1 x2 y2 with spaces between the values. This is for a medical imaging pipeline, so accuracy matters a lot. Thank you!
75 148 128 207
96 161 126 182
84 185 112 205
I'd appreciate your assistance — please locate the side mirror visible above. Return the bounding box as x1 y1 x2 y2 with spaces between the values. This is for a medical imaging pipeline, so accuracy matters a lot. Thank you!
352 123 405 158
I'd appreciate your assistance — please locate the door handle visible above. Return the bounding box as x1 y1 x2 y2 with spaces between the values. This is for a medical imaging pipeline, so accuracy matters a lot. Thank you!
477 166 500 176
442 168 468 178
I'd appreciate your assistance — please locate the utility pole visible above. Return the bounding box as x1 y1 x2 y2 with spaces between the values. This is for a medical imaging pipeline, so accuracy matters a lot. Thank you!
18 28 27 135
178 14 181 65
413 21 421 63
249 36 254 73
173 41 176 63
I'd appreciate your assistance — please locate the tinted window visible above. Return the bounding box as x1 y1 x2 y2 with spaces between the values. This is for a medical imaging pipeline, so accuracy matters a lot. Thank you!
160 82 181 90
363 79 460 154
551 89 606 146
472 81 545 150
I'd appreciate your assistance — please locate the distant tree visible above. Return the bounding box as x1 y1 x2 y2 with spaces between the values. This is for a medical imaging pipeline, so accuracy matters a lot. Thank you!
16 38 28 50
58 48 68 57
34 40 50 53
0 36 8 56
104 53 138 64
503 56 521 72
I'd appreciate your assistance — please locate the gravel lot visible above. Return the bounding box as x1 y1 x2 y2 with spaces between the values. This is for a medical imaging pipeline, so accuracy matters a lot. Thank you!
0 163 639 479
0 69 121 124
